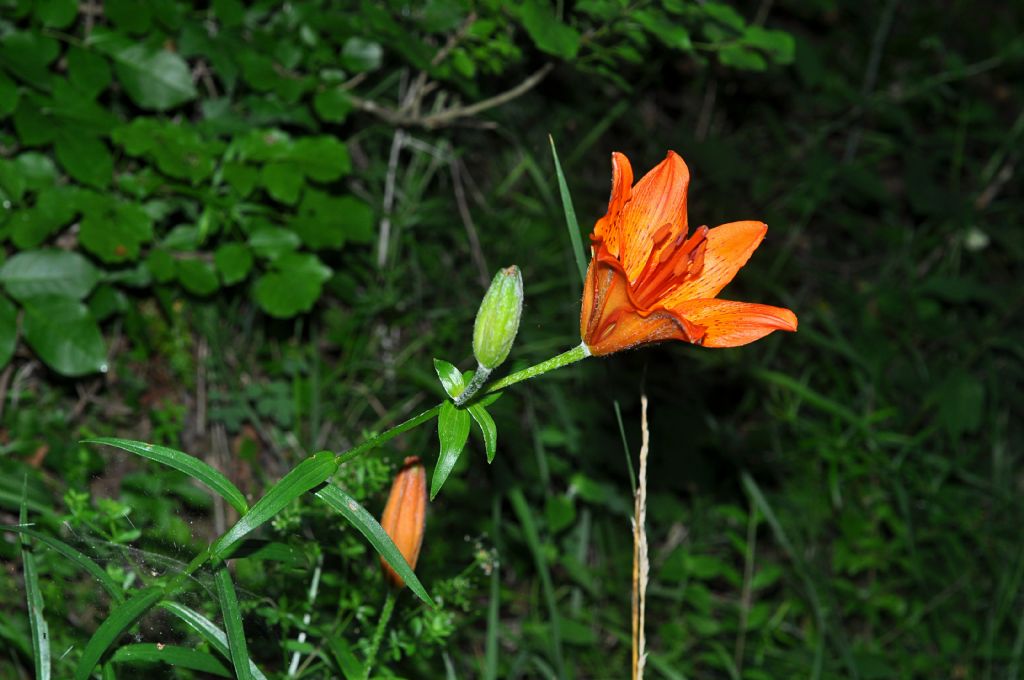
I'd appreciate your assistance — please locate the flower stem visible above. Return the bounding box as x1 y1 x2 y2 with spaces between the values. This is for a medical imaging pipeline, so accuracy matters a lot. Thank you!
453 364 492 407
364 590 397 680
336 404 443 465
331 343 590 468
483 342 591 395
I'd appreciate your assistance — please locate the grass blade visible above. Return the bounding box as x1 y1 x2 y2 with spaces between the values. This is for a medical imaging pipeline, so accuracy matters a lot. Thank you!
212 451 338 559
549 134 588 283
3 525 123 602
74 587 163 680
85 438 249 514
20 484 50 680
315 485 434 607
483 497 502 680
214 563 254 680
111 643 231 677
160 601 268 680
508 487 564 678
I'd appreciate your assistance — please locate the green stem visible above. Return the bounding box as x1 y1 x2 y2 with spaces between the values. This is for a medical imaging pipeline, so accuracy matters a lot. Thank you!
364 590 397 680
483 342 590 395
336 404 443 464
453 364 491 407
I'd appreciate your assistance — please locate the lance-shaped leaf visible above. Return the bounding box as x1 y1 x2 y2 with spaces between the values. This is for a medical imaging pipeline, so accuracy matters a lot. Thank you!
211 451 337 559
315 485 433 607
20 487 50 680
214 564 254 680
159 602 268 680
2 525 122 602
111 644 231 677
85 438 249 515
74 587 164 680
468 404 498 463
433 358 464 398
431 401 471 500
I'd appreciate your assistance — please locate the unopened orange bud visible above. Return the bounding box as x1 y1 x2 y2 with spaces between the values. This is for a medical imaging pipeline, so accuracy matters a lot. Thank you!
379 456 427 588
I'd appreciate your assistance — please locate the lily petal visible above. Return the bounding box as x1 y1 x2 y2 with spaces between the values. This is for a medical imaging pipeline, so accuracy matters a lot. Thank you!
674 298 797 348
592 152 633 260
663 221 767 305
619 151 690 282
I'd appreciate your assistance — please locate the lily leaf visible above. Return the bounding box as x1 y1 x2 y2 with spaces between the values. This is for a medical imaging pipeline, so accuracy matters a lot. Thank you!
468 404 498 463
433 358 464 398
431 401 471 499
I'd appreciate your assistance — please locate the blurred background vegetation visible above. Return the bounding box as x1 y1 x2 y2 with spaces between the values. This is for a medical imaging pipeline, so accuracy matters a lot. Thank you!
1 0 1023 677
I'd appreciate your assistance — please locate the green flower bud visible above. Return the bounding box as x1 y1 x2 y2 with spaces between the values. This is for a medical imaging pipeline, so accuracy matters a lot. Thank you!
473 266 524 371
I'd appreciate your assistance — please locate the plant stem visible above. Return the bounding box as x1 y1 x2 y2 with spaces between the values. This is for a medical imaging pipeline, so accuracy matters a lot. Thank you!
336 404 443 464
453 364 491 407
364 590 397 680
483 342 590 395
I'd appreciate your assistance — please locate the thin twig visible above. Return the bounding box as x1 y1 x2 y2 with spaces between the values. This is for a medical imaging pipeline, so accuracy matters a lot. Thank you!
347 64 553 130
631 394 650 680
376 129 406 269
450 157 490 285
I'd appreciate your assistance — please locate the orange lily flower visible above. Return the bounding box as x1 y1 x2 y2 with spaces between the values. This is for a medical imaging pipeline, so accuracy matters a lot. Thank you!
379 456 427 588
580 151 797 355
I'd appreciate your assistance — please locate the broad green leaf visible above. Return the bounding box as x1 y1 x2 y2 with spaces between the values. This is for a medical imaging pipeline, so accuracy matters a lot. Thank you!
67 47 112 98
214 565 254 680
112 118 220 182
103 40 197 110
111 644 230 677
719 44 767 71
315 485 434 606
743 26 795 64
177 259 220 296
36 0 77 28
214 243 254 285
104 0 153 33
433 358 465 398
74 587 164 680
248 224 301 260
340 38 383 72
0 71 18 118
211 451 338 559
518 1 580 59
260 162 304 204
10 186 80 249
159 602 269 680
79 197 154 263
2 525 123 601
0 250 99 301
289 136 351 182
469 404 498 463
253 252 332 318
22 297 107 377
0 295 16 369
0 32 60 86
313 88 352 123
702 2 746 30
431 401 471 499
290 191 374 249
20 489 51 680
84 438 249 514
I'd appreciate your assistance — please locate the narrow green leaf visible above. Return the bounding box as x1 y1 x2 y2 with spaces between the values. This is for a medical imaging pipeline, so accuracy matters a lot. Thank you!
549 135 587 282
433 358 465 398
315 485 433 607
431 401 472 499
468 404 498 463
214 564 254 680
212 452 338 559
2 525 122 602
74 587 164 680
84 438 249 515
159 602 268 680
111 644 230 677
20 484 50 680
325 636 365 679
